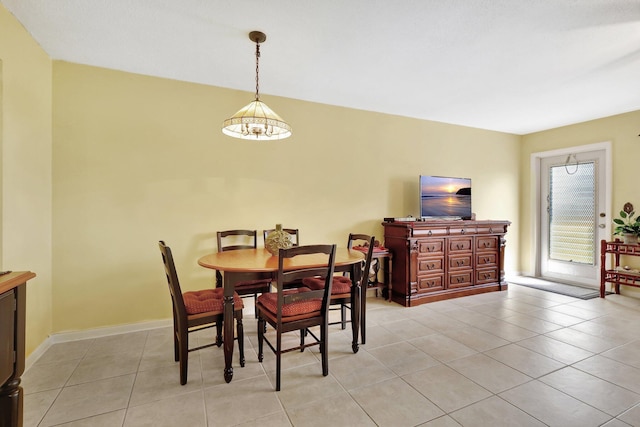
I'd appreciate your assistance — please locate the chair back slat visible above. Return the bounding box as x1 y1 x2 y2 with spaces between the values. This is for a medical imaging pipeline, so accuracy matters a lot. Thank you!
217 229 258 252
276 244 336 322
347 233 376 287
158 240 187 319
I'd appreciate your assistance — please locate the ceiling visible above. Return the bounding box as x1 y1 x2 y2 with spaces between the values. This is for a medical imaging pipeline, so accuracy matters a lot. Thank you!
3 0 640 135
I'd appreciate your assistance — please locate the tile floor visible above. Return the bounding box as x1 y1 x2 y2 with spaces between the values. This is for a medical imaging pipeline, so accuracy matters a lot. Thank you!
22 284 640 426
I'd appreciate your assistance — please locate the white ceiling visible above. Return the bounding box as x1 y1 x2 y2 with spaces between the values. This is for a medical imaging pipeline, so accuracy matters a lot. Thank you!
3 0 640 135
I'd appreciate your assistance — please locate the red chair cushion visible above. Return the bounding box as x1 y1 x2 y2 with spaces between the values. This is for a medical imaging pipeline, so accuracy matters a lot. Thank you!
257 288 322 317
302 276 352 294
183 288 243 315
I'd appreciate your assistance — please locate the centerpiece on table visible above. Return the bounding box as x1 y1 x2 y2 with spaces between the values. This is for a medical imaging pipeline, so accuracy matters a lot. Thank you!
265 224 293 255
613 202 640 244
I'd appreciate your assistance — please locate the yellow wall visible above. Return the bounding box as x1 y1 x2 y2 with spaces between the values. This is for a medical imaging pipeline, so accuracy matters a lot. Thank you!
52 61 521 332
519 110 640 274
0 5 53 354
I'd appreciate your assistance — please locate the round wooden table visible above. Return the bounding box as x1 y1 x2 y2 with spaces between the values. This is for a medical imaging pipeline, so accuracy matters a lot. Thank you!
198 247 364 383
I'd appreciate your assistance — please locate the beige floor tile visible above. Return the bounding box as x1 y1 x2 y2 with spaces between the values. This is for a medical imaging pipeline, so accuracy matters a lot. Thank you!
470 302 520 319
357 323 404 349
441 308 495 326
367 341 441 376
484 343 566 378
499 380 612 427
548 302 604 320
56 410 126 426
124 390 206 427
287 391 376 427
539 367 640 416
67 349 142 385
203 376 283 425
502 312 570 334
40 374 135 426
545 327 619 353
450 395 546 426
234 411 292 427
417 415 464 426
22 359 79 394
85 331 148 358
472 317 540 341
600 418 635 427
412 311 469 332
617 403 640 426
129 360 203 407
494 299 541 314
526 308 585 327
380 317 437 340
447 353 531 393
517 334 594 364
34 340 94 365
328 350 396 390
23 389 60 427
600 339 640 368
570 318 640 346
441 326 510 351
573 355 640 394
22 290 640 427
409 333 477 363
350 377 444 426
269 362 345 408
402 364 492 413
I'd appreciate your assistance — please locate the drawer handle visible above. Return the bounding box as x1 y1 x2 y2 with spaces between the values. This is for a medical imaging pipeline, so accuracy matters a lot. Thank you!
428 230 432 236
461 229 465 234
483 242 490 248
457 260 464 266
457 277 464 283
489 228 493 233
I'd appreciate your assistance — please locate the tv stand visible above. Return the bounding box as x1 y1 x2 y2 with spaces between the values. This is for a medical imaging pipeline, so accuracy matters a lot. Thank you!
383 219 510 306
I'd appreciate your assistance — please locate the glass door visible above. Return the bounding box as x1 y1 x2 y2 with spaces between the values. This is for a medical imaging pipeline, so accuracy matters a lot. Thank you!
539 149 608 287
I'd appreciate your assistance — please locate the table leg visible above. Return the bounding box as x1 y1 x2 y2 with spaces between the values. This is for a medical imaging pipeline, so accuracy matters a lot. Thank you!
223 276 235 383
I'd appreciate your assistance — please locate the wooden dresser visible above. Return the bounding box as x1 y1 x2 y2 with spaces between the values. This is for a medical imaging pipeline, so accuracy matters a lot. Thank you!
1 271 35 427
383 220 510 307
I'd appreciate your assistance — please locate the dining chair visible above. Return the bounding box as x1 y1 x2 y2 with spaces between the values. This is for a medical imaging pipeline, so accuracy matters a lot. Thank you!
158 240 245 385
262 227 300 246
302 233 375 334
216 230 273 314
256 244 336 391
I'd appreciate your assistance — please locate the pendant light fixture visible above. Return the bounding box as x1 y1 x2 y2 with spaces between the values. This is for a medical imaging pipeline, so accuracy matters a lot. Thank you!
222 31 292 140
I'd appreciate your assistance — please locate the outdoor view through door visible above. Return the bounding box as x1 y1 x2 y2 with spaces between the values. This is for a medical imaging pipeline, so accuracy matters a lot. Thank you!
539 148 608 287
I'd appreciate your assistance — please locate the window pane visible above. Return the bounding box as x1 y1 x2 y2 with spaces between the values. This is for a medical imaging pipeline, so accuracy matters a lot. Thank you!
548 161 596 265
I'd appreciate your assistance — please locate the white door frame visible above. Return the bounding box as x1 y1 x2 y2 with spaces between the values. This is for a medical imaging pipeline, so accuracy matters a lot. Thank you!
529 141 612 281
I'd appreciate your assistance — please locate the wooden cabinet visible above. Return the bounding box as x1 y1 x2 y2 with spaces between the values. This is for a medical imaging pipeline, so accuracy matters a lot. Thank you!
1 271 35 427
383 220 509 307
600 239 640 297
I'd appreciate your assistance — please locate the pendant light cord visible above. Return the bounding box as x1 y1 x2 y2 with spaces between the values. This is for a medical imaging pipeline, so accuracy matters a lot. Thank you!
255 41 261 101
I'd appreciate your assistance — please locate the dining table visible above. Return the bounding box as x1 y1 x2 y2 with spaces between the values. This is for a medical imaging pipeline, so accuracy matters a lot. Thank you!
198 247 365 383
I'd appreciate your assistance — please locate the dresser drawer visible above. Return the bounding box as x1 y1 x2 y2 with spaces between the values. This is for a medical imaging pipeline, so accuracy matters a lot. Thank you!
418 257 444 274
476 252 497 267
449 254 472 270
417 275 445 292
449 237 472 252
477 236 499 251
418 239 444 255
448 271 472 288
476 268 498 284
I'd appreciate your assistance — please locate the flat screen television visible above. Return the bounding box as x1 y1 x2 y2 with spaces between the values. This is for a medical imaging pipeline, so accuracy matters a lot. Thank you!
420 175 472 219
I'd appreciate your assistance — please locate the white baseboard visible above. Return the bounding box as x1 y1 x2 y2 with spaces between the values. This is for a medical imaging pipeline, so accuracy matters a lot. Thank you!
26 318 172 370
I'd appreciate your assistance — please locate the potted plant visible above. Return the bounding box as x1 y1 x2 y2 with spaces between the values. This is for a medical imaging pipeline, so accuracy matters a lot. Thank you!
613 204 640 244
